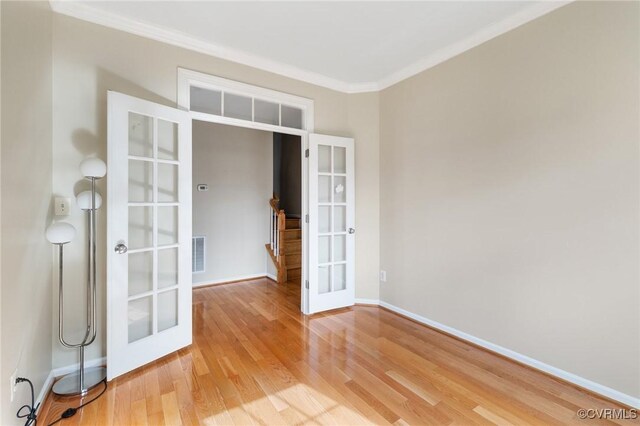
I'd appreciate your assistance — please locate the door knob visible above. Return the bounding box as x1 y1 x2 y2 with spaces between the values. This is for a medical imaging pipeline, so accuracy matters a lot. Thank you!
114 243 128 254
348 228 355 234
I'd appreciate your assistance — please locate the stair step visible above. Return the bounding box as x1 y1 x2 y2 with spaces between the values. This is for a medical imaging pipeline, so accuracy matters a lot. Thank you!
283 229 302 240
283 239 301 255
286 253 301 268
286 218 301 228
288 267 301 279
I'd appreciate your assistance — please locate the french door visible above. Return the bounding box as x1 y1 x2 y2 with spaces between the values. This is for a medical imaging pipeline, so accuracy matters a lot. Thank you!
308 134 355 314
107 91 192 380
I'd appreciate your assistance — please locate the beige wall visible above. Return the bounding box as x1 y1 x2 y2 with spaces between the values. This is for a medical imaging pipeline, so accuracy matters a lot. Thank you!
192 122 273 285
1 2 53 424
380 1 639 398
51 13 381 367
349 92 381 301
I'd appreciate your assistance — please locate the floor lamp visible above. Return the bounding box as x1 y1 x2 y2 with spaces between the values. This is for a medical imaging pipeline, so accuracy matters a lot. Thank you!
46 158 107 396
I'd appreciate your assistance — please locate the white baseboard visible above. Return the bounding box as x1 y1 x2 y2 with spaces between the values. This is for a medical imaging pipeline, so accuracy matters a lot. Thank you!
35 370 55 414
35 356 107 414
51 356 107 377
357 299 639 408
266 273 278 282
193 273 267 287
355 298 380 305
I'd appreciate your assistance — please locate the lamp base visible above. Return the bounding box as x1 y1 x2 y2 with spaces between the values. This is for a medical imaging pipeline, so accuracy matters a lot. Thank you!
52 366 106 396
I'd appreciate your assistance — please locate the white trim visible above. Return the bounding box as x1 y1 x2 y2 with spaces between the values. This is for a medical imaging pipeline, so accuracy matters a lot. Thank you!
266 273 278 282
49 0 353 93
376 2 571 90
35 370 55 414
192 273 268 288
51 357 107 378
354 300 639 409
178 68 314 133
350 298 640 408
355 298 379 305
49 0 570 94
36 356 107 411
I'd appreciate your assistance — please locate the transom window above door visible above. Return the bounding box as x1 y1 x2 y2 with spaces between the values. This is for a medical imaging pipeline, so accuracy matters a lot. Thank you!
178 68 314 133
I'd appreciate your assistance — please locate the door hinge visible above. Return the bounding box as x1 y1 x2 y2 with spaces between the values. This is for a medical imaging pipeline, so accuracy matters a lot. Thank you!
305 280 309 289
305 214 309 223
305 149 309 158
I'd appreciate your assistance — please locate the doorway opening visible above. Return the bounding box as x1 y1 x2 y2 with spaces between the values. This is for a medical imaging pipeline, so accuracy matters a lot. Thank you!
191 121 303 307
178 68 314 314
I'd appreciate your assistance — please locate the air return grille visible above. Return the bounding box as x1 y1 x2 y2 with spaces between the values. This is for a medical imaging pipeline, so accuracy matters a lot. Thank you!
192 236 205 273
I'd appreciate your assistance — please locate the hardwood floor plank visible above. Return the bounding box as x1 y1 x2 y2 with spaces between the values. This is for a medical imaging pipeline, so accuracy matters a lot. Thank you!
39 278 634 425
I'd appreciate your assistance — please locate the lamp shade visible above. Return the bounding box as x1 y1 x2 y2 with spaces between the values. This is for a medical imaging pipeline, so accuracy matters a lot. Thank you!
80 158 107 178
46 222 76 244
77 191 103 210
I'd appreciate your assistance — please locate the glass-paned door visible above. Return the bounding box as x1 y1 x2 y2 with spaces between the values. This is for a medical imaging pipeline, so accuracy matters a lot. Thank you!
107 91 192 380
308 134 355 313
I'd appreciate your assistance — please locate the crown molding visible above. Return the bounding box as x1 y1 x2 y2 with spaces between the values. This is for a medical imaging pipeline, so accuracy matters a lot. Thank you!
49 0 360 93
376 1 572 91
49 1 571 94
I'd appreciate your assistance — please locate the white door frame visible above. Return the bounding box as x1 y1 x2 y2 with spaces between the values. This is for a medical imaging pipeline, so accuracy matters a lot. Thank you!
177 68 314 314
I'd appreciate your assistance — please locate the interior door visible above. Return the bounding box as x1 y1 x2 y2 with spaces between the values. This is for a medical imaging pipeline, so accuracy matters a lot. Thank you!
308 134 355 314
107 91 192 380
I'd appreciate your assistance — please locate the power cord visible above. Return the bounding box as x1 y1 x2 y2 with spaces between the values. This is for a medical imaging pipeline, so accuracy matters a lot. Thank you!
15 377 39 426
47 379 108 426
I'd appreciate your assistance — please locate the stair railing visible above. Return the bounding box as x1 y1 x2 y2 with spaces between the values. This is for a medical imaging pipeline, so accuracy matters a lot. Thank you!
269 198 286 257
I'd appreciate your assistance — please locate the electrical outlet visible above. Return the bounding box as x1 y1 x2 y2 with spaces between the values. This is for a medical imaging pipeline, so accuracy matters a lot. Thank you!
379 270 387 282
9 368 17 402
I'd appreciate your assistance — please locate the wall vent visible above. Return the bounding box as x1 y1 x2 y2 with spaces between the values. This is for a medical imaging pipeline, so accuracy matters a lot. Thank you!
192 236 205 273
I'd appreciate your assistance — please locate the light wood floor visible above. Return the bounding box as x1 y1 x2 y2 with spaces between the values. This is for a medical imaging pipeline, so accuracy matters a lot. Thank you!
39 278 635 425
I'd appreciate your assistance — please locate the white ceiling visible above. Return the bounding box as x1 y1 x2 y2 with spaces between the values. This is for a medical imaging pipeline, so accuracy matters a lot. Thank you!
50 1 568 93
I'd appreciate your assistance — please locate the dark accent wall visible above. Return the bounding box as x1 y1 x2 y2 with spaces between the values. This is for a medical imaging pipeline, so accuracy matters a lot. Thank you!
272 133 301 217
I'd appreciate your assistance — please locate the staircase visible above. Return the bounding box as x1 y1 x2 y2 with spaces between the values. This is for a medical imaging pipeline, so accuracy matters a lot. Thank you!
266 198 302 284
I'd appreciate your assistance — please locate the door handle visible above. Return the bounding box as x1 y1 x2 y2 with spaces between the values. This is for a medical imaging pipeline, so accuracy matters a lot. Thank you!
114 243 128 254
348 228 355 234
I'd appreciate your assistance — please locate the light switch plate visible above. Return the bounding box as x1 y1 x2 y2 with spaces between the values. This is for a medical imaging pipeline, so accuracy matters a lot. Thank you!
379 270 387 282
55 197 71 216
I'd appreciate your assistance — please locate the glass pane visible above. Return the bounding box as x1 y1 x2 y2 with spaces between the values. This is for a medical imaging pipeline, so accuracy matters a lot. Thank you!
158 248 178 289
334 147 346 174
128 112 153 158
334 176 346 203
334 264 346 291
224 93 252 121
319 176 331 203
318 145 331 173
157 119 178 161
128 296 152 343
319 206 331 233
281 105 302 129
254 99 279 125
158 163 178 202
334 235 346 262
158 206 178 246
319 236 331 264
334 206 346 233
129 160 153 202
190 86 221 115
129 206 153 250
128 252 153 297
158 289 178 332
319 265 331 294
